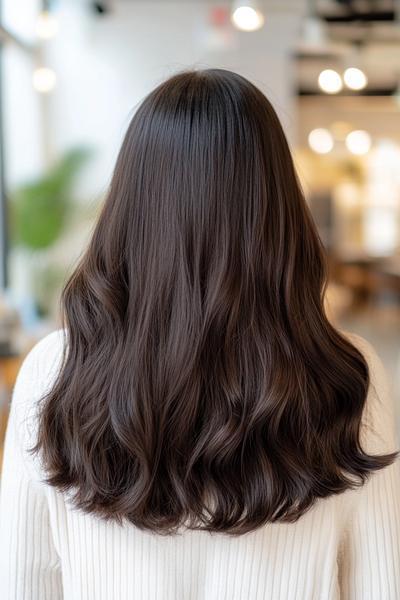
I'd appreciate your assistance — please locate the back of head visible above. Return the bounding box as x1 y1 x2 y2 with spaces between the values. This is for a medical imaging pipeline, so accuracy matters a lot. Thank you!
34 68 398 535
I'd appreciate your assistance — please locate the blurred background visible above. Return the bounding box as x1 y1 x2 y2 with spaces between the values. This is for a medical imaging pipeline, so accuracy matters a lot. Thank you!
0 0 400 463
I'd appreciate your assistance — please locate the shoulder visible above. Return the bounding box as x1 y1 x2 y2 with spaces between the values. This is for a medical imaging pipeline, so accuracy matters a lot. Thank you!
341 330 390 404
10 328 67 450
340 329 399 455
14 328 67 392
341 329 380 362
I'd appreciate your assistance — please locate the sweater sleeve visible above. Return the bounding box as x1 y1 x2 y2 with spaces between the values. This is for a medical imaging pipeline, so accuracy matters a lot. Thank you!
0 331 65 600
338 333 400 600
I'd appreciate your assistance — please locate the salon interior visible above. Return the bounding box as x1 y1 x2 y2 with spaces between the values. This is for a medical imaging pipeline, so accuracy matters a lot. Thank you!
0 0 400 464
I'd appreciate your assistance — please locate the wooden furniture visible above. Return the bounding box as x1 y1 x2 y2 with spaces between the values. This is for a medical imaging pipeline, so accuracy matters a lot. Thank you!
0 353 24 470
330 254 400 308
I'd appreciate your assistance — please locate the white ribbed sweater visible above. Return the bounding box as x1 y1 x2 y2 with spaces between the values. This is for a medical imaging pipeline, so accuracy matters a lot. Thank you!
0 328 399 600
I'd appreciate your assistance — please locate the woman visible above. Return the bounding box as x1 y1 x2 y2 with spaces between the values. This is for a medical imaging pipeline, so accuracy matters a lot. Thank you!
1 68 399 600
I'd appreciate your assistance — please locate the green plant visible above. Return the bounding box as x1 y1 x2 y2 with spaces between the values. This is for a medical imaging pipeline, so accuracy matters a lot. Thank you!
9 147 91 249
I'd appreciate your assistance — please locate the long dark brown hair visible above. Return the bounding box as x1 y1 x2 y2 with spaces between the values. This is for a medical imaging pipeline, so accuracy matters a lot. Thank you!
34 68 398 536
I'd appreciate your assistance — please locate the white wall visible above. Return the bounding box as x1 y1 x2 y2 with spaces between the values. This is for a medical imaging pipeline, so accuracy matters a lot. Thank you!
44 0 304 201
2 0 39 44
2 0 43 187
0 0 305 321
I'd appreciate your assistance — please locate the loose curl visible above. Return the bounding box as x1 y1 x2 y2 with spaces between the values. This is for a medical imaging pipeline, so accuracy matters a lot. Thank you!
34 69 398 536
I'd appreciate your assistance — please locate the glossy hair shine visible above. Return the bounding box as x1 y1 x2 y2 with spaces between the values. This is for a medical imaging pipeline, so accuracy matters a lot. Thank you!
34 69 398 535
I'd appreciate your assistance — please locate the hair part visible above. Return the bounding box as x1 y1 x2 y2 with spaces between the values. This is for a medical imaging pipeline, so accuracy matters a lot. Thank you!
34 68 398 536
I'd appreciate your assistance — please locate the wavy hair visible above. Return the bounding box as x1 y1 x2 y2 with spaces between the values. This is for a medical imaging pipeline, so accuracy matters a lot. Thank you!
34 68 398 535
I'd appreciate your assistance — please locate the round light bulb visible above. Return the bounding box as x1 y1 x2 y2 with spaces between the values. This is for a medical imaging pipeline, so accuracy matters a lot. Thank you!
343 67 368 91
318 69 343 94
345 130 371 155
308 128 334 154
36 11 59 40
32 67 57 93
231 6 265 32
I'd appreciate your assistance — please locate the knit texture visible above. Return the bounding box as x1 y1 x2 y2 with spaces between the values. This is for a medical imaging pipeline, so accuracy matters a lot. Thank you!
0 328 399 599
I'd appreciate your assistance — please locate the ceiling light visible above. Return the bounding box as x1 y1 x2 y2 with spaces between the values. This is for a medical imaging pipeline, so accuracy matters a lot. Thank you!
343 67 368 91
32 67 57 93
318 69 343 94
231 3 265 32
36 10 59 40
345 130 371 155
308 128 334 154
